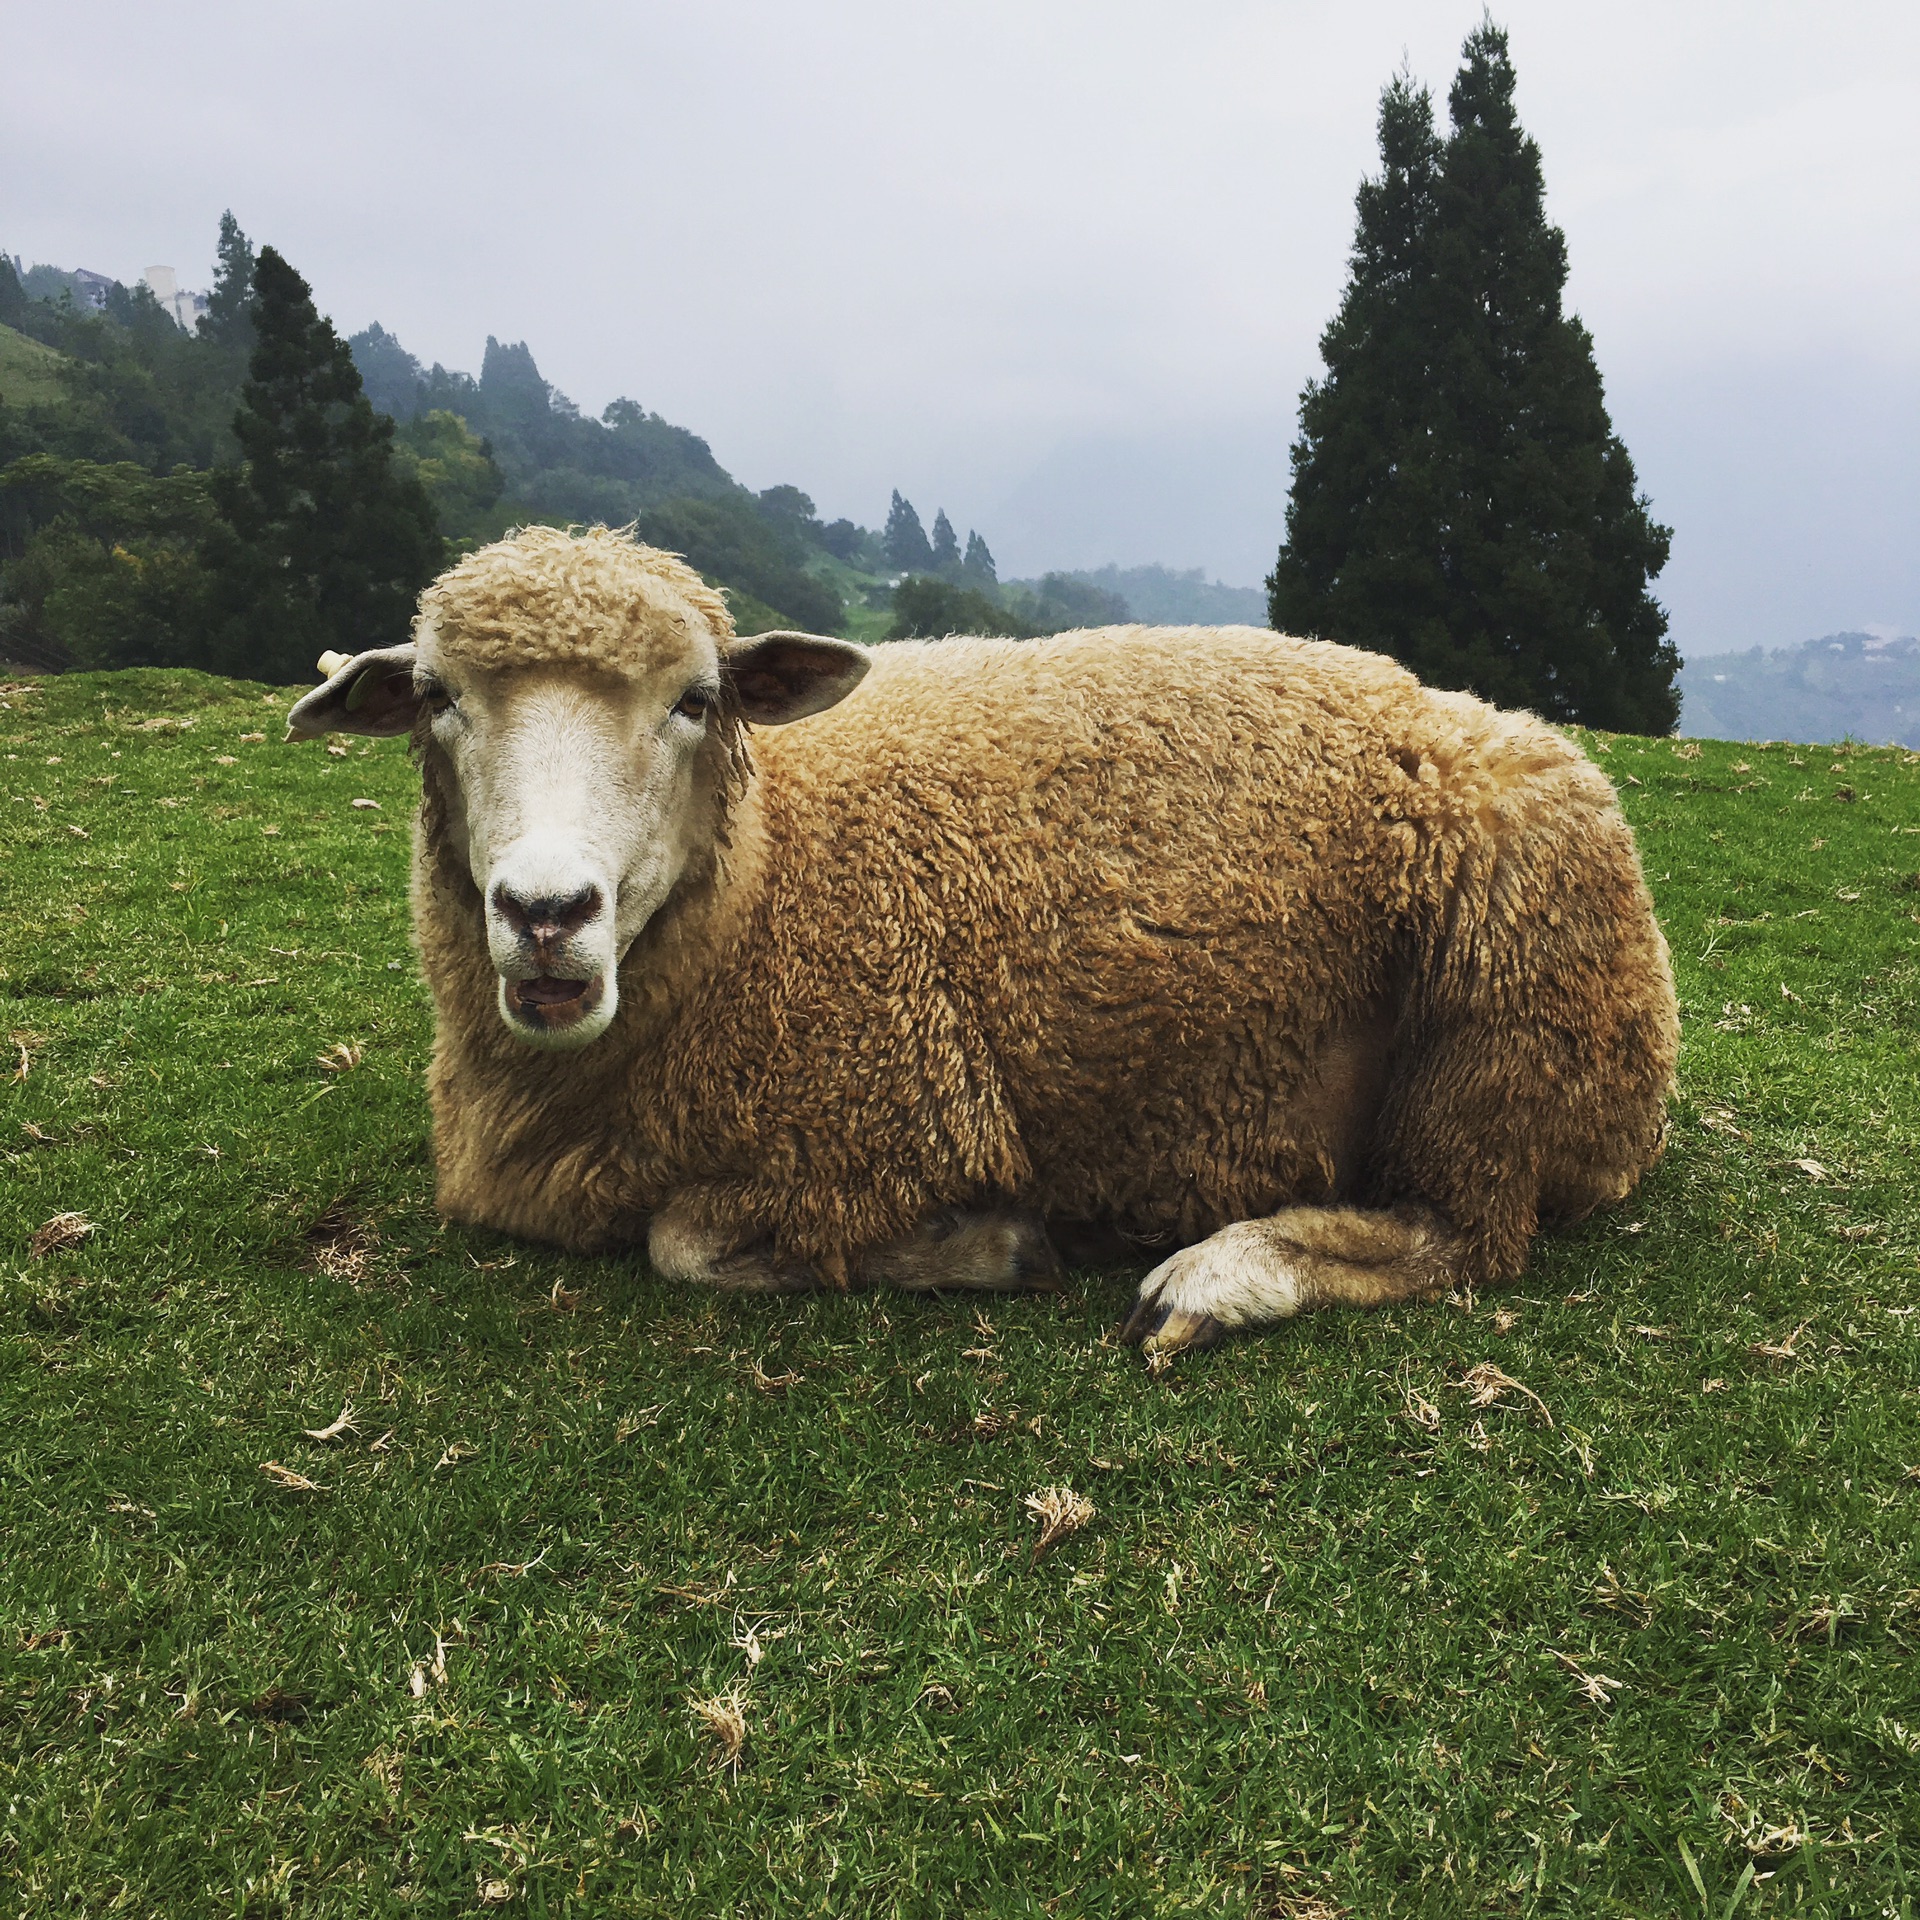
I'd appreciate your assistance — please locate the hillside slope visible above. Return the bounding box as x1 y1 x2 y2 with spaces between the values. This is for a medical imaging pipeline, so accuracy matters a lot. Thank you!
0 321 66 407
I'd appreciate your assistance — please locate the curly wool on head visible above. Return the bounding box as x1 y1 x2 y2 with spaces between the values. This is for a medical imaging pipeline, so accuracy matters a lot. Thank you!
417 524 736 672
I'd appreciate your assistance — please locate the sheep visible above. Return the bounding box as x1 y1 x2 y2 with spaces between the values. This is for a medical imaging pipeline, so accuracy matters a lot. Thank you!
288 524 1678 1361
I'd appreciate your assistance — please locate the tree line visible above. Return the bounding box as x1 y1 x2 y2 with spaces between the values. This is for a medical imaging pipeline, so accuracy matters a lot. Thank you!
0 217 857 678
3 23 1680 729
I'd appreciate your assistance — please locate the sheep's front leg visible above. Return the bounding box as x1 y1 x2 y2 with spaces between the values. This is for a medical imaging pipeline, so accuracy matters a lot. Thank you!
1121 1203 1461 1364
647 1196 818 1294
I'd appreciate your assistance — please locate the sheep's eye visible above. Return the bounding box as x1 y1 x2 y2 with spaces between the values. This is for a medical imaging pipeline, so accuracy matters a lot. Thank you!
673 686 713 722
419 678 456 713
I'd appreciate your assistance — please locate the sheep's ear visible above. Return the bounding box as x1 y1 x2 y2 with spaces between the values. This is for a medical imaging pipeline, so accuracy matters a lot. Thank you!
723 631 870 725
285 644 421 740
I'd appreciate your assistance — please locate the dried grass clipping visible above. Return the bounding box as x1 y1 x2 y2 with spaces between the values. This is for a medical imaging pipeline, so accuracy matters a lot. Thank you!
1025 1485 1095 1563
409 1631 451 1698
689 1682 749 1773
259 1460 326 1493
29 1212 93 1259
1553 1650 1622 1707
1460 1361 1554 1427
1751 1320 1811 1362
302 1403 358 1443
1265 1894 1350 1920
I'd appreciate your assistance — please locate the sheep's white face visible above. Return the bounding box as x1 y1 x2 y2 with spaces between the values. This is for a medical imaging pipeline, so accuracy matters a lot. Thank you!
286 626 870 1053
417 647 716 1049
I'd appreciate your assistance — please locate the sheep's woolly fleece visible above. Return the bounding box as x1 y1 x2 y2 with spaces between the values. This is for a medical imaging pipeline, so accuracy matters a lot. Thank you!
407 534 1679 1292
418 524 734 673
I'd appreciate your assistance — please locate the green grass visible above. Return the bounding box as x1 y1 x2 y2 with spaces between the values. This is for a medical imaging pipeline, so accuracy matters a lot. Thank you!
3 671 1919 1917
0 322 68 410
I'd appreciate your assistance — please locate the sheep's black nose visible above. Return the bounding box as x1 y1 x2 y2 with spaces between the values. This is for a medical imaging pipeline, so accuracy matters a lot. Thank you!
492 883 602 942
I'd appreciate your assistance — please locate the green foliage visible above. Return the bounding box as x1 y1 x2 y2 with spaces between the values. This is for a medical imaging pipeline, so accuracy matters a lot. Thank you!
755 484 822 543
13 262 107 319
635 493 843 634
0 455 214 669
4 676 1920 1914
961 528 997 588
929 507 960 576
818 516 878 567
393 409 507 551
344 329 741 526
344 320 421 420
0 323 65 410
883 489 933 572
0 256 33 333
196 209 256 354
886 573 1033 639
1270 25 1679 734
0 285 242 475
887 570 1130 642
1025 564 1266 628
1003 571 1131 634
201 247 442 682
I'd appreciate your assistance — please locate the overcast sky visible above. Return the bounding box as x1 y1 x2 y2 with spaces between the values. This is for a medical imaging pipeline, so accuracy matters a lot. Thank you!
7 0 1917 653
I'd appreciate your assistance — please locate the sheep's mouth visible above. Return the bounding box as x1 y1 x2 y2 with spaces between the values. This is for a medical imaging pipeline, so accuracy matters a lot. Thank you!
503 973 604 1031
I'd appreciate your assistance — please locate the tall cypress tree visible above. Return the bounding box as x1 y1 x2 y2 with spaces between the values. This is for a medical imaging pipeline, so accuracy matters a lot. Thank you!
883 490 934 572
1269 25 1678 733
203 246 443 682
196 211 257 353
929 508 961 576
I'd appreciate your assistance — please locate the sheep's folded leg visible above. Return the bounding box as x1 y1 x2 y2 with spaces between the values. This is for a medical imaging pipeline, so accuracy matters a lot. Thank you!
859 1209 1064 1293
1121 1203 1461 1367
646 1199 818 1294
647 1197 1063 1297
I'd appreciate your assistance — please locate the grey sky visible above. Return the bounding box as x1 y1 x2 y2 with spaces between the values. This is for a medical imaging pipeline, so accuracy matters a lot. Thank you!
6 0 1916 652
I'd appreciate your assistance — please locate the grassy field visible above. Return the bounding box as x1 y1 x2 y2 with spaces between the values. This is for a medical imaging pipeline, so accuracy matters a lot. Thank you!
3 668 1918 1917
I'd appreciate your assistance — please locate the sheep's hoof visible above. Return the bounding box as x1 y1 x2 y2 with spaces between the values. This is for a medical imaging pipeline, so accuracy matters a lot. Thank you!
1120 1296 1227 1366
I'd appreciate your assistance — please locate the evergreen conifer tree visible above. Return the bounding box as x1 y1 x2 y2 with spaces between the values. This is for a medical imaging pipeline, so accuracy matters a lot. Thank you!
961 529 997 587
1268 25 1678 733
883 490 934 572
197 211 257 352
0 253 31 330
202 246 443 681
930 508 961 576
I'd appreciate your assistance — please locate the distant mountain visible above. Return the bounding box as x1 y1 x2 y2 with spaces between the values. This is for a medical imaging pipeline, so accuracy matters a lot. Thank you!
1678 633 1920 747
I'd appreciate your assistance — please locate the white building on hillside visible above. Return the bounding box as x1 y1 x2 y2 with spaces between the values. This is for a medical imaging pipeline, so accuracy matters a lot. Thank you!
140 265 209 331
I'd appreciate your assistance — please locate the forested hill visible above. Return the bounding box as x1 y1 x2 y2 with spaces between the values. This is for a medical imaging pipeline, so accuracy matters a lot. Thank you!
1 223 1277 678
1678 633 1920 748
348 326 738 524
1052 564 1267 627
